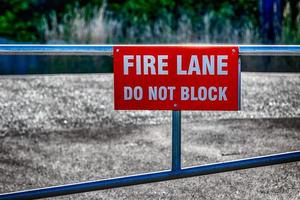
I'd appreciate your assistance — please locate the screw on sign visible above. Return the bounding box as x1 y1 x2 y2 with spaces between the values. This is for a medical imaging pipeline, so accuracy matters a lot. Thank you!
114 45 240 110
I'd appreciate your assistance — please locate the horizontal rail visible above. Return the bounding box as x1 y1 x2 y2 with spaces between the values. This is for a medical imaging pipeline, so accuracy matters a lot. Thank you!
0 45 300 56
0 45 113 56
1 150 299 200
238 45 300 56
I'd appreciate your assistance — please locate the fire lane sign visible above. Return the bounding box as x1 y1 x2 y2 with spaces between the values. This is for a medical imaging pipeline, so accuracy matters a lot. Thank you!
113 45 240 110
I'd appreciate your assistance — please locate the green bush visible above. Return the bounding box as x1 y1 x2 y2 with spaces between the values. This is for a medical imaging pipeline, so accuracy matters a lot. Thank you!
0 0 38 41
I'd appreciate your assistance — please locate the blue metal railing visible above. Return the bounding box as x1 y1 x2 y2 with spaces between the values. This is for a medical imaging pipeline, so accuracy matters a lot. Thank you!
0 45 299 200
1 150 299 200
172 111 181 172
0 44 300 56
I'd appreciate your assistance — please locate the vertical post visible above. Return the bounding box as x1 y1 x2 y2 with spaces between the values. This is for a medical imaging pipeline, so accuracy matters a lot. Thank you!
172 110 181 171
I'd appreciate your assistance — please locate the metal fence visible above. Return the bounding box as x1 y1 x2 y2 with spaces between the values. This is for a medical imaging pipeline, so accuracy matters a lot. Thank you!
0 45 299 200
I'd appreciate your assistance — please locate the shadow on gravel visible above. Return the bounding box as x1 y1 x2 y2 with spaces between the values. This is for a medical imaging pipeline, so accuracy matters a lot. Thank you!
218 117 300 130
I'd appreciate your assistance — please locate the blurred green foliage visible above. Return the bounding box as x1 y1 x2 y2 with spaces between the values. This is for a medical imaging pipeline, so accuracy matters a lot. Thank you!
109 0 258 28
282 1 300 44
0 0 259 43
0 0 298 44
0 0 103 42
0 0 38 41
107 0 259 43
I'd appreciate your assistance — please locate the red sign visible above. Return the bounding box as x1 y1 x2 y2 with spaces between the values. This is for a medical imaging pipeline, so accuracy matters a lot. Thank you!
114 45 240 110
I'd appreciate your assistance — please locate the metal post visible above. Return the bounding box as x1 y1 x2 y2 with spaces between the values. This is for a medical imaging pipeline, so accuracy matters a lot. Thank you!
172 110 181 171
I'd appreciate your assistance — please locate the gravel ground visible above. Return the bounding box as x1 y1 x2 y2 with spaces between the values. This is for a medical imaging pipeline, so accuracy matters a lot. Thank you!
0 72 299 133
0 72 299 199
